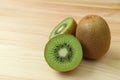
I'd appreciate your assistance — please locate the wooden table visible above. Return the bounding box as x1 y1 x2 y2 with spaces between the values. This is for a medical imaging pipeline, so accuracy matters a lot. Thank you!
0 0 120 80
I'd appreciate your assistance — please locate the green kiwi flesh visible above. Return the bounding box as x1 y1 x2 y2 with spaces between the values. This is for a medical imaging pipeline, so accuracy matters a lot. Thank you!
45 34 83 72
49 17 77 39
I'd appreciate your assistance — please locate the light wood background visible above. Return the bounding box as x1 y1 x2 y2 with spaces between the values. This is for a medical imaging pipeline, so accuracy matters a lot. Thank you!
0 0 120 80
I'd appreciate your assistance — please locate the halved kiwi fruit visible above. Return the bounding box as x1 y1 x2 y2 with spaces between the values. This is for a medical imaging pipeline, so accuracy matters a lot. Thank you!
49 17 77 39
44 34 83 72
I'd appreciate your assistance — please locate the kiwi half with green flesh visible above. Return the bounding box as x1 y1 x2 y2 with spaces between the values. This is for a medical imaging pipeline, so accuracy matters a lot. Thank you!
45 34 83 72
76 15 111 59
49 17 77 39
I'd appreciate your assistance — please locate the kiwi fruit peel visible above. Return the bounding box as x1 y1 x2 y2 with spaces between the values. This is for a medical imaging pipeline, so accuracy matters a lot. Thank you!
44 34 83 72
49 17 77 39
76 15 111 59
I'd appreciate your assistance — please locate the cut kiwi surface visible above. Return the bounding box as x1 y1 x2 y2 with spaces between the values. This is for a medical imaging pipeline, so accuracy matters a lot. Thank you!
49 17 77 39
44 34 83 72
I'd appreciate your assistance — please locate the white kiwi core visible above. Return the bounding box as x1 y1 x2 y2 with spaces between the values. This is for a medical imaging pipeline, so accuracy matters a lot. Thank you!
58 48 68 57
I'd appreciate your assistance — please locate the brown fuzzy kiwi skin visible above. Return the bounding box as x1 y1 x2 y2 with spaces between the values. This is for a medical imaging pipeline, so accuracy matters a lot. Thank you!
76 15 111 59
64 18 77 36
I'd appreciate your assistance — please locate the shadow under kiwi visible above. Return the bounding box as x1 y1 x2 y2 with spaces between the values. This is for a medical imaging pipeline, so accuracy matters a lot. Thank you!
101 48 120 69
55 59 98 78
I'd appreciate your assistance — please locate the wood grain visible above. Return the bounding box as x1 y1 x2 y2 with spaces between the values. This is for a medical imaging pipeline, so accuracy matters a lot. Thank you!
0 0 120 80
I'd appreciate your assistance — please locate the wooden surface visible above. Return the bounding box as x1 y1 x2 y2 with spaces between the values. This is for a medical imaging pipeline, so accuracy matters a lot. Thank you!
0 0 120 80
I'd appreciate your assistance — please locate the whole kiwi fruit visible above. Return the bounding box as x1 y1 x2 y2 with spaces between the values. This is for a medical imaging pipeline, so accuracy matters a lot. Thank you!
76 15 111 59
49 17 77 39
44 34 83 72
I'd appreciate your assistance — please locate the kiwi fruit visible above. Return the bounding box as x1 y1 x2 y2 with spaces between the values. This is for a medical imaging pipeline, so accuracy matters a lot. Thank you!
76 15 111 59
49 17 77 39
44 34 83 72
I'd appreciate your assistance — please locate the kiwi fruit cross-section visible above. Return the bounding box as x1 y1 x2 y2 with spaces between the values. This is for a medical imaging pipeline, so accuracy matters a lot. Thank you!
76 15 111 59
44 34 83 72
49 17 77 39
